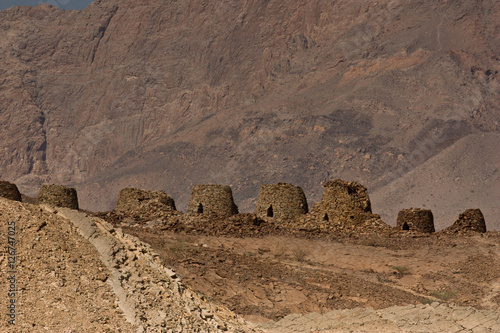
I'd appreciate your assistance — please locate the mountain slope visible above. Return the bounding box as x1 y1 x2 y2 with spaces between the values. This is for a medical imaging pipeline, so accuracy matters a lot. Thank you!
371 133 500 230
0 0 498 226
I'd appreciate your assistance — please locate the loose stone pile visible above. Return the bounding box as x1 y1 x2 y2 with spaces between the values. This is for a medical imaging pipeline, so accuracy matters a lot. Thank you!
295 179 390 234
115 187 176 212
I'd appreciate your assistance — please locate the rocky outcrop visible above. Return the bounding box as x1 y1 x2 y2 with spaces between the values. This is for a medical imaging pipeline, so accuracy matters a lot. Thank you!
260 303 500 333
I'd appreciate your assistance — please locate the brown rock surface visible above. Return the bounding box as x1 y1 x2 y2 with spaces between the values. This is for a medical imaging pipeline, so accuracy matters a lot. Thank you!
0 0 498 230
124 225 500 330
2 189 500 331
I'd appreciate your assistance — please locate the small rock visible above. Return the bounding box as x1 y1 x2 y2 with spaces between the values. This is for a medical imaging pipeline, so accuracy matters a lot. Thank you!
201 309 213 319
96 272 108 282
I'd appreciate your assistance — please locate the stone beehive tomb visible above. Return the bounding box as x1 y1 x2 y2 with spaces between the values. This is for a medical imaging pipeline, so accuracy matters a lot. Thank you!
313 179 372 218
397 208 435 233
187 184 238 216
0 180 22 202
302 179 389 233
37 184 79 210
115 188 176 213
256 182 308 220
445 208 487 233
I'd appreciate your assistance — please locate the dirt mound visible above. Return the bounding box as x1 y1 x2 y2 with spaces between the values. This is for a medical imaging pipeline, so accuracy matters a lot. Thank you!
36 184 79 210
443 208 487 234
0 180 21 202
0 198 135 332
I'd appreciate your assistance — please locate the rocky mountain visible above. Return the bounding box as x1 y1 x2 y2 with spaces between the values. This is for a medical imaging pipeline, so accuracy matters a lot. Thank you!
0 0 498 228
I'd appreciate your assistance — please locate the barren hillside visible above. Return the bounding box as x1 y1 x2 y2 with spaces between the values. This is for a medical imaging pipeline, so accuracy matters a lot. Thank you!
0 197 259 332
0 0 498 227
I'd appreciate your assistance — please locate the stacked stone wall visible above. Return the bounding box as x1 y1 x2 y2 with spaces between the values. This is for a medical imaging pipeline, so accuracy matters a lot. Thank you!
187 184 238 217
302 179 388 233
115 188 176 213
37 184 79 210
397 208 435 233
444 208 486 233
255 183 308 220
